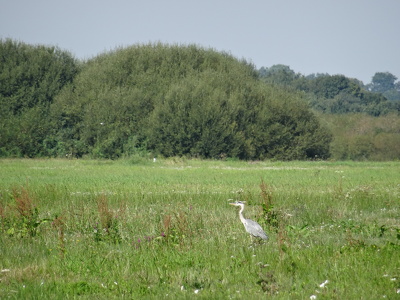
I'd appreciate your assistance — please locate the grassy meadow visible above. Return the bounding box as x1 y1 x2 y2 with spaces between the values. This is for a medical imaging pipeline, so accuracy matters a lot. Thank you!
0 158 399 299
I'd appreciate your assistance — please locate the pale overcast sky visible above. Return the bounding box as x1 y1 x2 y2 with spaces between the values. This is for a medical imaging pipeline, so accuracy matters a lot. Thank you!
1 0 399 83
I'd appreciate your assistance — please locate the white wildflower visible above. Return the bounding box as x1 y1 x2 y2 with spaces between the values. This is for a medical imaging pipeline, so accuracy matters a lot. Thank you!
319 280 329 288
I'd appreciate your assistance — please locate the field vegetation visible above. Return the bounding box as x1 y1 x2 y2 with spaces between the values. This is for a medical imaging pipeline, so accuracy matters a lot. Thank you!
1 159 399 299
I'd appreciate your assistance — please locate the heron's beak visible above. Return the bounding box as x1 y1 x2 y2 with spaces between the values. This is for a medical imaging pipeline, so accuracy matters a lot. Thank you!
229 203 236 206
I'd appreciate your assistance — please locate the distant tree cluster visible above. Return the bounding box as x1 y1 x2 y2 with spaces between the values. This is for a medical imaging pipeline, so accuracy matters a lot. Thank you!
0 41 331 160
258 65 400 160
366 72 400 101
259 65 400 116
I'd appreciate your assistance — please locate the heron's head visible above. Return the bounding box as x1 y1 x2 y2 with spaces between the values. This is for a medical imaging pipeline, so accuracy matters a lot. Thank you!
229 201 245 208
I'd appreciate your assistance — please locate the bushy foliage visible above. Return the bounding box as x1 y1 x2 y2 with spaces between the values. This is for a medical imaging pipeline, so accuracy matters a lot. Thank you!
0 39 79 157
323 113 400 160
50 43 331 159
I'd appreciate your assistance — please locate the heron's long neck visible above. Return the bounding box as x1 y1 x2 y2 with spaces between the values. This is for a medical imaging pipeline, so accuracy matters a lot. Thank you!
238 205 246 223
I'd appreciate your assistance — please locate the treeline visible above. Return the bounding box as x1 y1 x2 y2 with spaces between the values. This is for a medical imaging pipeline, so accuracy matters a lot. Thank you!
0 40 331 160
0 39 399 160
259 64 400 116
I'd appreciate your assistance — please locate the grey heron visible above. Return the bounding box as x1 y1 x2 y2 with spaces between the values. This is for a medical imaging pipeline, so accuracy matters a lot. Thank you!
229 201 268 240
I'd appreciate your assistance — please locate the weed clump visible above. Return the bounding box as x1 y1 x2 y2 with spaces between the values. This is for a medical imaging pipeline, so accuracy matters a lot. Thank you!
94 195 122 244
259 180 280 229
1 186 51 237
52 215 66 258
161 210 192 246
259 180 290 256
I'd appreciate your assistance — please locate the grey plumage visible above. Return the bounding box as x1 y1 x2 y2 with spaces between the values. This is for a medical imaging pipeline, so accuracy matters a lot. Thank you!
230 201 268 240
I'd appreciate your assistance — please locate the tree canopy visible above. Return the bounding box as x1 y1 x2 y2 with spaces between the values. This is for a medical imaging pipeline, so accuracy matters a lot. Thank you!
50 43 331 159
367 72 400 101
0 39 79 157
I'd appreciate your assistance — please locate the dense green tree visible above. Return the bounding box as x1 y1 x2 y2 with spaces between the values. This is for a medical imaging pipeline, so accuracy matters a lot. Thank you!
244 87 332 160
0 39 79 157
0 39 78 115
146 73 239 158
51 44 331 160
310 75 353 99
369 72 397 93
365 72 400 101
259 64 299 87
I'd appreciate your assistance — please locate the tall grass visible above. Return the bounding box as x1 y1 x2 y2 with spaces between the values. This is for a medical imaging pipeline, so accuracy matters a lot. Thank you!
0 159 399 298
